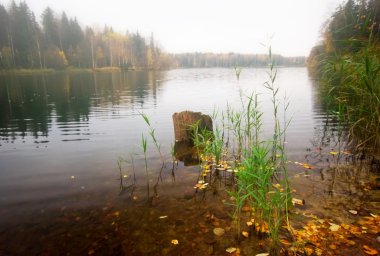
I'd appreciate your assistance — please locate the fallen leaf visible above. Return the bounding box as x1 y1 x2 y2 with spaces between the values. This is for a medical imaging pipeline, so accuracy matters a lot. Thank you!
363 245 378 255
242 231 249 238
304 247 314 255
329 223 340 232
226 247 237 253
159 215 168 219
292 198 305 206
213 227 225 236
329 151 339 155
280 239 292 246
171 239 179 245
256 253 269 256
302 163 313 169
246 221 253 227
349 210 358 215
242 206 251 212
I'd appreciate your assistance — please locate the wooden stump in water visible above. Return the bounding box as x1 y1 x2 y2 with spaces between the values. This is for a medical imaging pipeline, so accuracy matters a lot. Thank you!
172 111 213 142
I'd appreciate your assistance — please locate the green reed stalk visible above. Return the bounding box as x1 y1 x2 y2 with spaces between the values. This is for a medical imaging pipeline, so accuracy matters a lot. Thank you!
141 134 150 198
140 113 165 167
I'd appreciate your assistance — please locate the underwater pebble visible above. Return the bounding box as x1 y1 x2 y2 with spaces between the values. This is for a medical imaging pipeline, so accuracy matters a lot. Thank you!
213 227 225 236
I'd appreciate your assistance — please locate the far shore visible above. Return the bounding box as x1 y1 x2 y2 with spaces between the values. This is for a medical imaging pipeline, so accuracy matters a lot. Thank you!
0 65 306 75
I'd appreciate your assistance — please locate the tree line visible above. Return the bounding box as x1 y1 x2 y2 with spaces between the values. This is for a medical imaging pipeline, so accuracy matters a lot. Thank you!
0 1 171 69
171 53 305 68
0 1 306 70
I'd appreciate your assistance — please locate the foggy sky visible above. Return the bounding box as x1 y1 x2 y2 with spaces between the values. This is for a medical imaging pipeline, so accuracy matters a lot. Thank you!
4 0 344 56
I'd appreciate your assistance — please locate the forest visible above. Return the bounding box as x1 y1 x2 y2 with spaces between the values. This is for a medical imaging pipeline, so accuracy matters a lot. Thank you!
0 1 305 70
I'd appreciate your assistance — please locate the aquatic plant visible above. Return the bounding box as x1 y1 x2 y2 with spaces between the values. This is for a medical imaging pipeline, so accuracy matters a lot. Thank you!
141 133 150 198
224 48 292 254
140 113 166 167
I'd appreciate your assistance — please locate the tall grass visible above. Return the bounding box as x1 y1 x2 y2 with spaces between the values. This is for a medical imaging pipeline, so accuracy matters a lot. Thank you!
317 42 380 158
186 48 292 254
228 49 291 254
310 5 380 159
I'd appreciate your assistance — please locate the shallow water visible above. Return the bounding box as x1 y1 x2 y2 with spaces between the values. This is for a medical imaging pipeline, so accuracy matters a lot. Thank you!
0 68 379 255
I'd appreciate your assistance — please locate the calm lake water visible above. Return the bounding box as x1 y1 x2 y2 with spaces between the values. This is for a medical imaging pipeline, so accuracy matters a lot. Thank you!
1 68 378 255
0 68 325 206
0 68 324 208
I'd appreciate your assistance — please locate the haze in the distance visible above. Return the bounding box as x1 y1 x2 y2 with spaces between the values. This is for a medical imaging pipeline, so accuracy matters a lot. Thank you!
4 0 344 56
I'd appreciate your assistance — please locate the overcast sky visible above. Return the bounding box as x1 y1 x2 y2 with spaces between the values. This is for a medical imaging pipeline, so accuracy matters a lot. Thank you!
4 0 345 56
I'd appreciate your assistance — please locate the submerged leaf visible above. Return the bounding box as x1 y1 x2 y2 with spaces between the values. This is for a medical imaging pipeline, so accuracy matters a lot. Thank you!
280 239 292 246
302 163 313 169
213 227 225 236
242 231 249 238
171 239 179 245
363 245 378 255
226 247 237 253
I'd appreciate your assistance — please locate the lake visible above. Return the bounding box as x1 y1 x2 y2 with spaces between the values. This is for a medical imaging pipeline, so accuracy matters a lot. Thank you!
1 68 375 255
0 68 321 205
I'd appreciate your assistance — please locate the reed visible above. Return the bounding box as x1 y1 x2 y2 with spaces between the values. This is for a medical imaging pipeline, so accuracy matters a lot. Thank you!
224 48 291 254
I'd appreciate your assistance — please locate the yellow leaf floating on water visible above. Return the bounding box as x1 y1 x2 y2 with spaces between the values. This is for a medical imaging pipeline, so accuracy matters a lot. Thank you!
171 239 179 245
292 198 305 206
363 245 378 255
194 183 208 190
256 253 269 256
242 231 249 238
293 161 314 169
302 163 313 169
329 151 339 155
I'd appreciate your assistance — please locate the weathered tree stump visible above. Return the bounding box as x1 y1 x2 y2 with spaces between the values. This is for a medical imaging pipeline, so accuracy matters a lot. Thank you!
173 140 199 166
172 111 213 142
